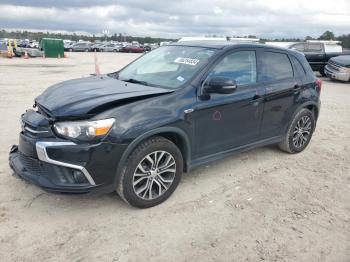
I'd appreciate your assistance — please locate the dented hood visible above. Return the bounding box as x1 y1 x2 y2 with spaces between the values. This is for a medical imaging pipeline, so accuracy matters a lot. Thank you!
35 75 172 118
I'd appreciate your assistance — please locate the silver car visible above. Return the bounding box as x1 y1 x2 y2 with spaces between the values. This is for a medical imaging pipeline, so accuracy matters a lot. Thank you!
101 43 123 52
325 55 350 82
71 42 91 52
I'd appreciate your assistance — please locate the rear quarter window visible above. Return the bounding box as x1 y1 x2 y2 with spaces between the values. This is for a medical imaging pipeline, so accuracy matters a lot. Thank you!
291 56 306 77
262 51 294 81
307 43 323 52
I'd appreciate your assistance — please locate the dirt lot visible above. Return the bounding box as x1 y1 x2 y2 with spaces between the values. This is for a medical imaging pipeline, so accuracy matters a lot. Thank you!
0 53 349 262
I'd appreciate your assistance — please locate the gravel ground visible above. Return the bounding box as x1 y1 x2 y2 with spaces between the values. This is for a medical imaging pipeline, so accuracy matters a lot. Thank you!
0 52 349 262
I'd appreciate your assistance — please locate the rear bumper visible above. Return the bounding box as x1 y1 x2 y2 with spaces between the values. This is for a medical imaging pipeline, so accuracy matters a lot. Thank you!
325 65 350 82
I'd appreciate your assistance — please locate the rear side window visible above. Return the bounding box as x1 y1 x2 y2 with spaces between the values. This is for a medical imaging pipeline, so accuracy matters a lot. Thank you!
307 43 323 52
291 56 306 77
210 51 257 85
262 51 293 81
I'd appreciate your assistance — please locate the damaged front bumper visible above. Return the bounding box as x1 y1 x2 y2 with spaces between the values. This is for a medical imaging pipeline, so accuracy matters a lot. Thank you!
9 139 100 193
9 110 127 194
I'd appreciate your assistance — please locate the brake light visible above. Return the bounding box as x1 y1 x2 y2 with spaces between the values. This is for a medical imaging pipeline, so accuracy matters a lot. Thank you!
315 78 322 92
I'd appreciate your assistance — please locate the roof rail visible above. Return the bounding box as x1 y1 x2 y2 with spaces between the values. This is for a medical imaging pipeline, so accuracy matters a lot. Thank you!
306 40 341 44
178 37 260 43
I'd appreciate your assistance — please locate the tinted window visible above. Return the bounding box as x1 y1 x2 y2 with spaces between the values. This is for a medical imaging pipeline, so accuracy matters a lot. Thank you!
209 51 257 85
262 52 293 81
291 44 305 52
307 43 323 52
291 56 306 77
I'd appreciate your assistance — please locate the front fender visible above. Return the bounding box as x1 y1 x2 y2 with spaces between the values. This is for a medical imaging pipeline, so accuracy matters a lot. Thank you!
113 126 191 186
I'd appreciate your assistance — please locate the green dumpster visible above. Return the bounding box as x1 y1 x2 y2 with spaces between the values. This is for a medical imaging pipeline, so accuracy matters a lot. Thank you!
40 38 64 58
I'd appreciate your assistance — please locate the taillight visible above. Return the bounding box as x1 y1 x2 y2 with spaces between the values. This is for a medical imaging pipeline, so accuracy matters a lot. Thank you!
315 78 322 92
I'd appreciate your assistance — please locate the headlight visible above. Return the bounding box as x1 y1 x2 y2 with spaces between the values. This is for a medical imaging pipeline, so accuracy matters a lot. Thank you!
54 118 115 141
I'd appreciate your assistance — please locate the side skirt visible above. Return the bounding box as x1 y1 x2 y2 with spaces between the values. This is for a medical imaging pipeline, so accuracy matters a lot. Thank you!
188 136 282 171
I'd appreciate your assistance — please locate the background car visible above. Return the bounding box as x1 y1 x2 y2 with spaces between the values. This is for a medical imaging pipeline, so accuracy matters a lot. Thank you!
325 55 350 82
101 43 123 52
89 43 105 52
120 45 144 53
141 44 151 52
71 42 91 52
288 40 350 76
64 42 75 51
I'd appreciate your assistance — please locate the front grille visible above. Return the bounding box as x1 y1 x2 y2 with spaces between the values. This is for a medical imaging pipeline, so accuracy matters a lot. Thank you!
19 152 43 175
327 60 341 72
18 152 89 185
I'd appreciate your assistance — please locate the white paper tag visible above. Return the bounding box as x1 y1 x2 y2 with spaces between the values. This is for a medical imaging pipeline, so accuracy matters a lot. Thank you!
177 76 185 82
174 57 200 66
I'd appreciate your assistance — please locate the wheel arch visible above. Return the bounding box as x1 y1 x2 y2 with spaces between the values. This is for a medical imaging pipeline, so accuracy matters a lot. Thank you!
114 127 191 186
284 101 320 134
305 103 319 121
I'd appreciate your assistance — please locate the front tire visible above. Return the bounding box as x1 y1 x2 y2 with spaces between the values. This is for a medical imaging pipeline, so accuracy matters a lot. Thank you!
278 108 315 154
117 136 183 208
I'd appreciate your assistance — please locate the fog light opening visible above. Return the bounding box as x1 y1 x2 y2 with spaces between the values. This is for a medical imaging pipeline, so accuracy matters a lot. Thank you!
73 170 89 184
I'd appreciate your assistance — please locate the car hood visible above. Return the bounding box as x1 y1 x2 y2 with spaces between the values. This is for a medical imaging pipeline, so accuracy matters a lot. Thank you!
35 75 172 119
330 55 350 67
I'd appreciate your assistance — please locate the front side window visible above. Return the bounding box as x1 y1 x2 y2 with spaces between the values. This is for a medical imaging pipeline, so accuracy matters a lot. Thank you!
118 45 217 89
209 51 257 86
262 52 293 81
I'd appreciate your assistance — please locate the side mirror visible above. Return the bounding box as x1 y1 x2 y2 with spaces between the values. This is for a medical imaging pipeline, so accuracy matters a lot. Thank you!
203 76 237 94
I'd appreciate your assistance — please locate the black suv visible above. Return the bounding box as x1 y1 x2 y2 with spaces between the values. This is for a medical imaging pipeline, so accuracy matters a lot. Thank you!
9 42 321 208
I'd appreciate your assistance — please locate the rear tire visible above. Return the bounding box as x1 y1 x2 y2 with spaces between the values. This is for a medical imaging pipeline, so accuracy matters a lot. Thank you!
278 109 315 154
116 136 183 208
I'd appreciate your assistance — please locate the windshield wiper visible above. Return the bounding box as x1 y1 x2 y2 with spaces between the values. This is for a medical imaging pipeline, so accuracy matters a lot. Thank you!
121 78 150 86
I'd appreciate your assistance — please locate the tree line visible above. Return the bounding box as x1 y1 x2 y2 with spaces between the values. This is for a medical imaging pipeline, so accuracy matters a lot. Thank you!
0 29 349 48
0 30 175 44
260 31 350 49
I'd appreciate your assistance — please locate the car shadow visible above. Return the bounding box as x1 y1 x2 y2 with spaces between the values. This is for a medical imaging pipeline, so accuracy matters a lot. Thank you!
11 144 284 211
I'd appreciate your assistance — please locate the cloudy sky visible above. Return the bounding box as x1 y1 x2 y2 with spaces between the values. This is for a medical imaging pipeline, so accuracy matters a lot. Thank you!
0 0 349 39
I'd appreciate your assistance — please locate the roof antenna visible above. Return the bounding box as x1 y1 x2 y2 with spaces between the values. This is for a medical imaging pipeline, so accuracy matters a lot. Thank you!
94 50 101 76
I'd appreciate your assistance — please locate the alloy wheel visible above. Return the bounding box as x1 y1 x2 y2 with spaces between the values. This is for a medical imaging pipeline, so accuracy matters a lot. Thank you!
132 151 176 200
292 115 312 148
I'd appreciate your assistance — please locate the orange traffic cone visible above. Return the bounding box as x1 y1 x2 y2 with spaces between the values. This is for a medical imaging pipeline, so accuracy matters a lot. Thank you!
94 51 101 75
24 51 29 59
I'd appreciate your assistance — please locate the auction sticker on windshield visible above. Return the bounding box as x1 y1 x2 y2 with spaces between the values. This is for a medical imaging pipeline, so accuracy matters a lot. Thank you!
174 57 200 66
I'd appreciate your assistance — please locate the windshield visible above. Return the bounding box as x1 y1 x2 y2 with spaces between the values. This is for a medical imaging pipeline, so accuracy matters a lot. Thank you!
117 45 217 89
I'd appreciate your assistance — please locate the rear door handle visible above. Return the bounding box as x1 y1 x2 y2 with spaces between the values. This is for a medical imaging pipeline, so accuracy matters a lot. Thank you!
293 84 301 93
249 95 262 105
294 84 301 90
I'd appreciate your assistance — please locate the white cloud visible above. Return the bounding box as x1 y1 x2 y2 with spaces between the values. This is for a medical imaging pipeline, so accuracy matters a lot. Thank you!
0 0 349 38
